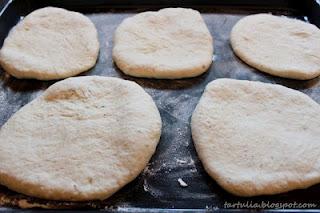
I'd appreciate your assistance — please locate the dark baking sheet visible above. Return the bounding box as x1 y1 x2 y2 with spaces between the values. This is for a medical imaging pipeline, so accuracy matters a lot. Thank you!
0 0 320 211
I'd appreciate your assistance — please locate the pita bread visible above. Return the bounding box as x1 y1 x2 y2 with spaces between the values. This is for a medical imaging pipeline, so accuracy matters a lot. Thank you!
231 14 320 80
0 76 161 201
0 7 99 80
113 8 213 79
192 78 320 196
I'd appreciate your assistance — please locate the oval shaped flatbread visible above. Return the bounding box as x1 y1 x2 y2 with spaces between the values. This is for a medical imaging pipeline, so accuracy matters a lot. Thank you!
231 14 320 80
191 78 320 196
0 7 99 80
112 8 213 79
0 76 161 201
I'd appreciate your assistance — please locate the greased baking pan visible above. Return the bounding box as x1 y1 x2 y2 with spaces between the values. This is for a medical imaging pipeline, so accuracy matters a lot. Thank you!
0 0 320 211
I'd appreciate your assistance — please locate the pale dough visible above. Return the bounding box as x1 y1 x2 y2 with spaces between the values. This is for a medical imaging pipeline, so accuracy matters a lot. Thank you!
112 8 213 79
191 78 320 196
0 76 161 201
230 14 320 80
0 7 99 80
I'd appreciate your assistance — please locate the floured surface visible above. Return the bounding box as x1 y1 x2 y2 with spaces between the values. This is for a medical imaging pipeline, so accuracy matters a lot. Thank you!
113 8 213 79
0 7 99 80
0 76 161 201
231 14 320 80
0 6 320 210
191 79 320 196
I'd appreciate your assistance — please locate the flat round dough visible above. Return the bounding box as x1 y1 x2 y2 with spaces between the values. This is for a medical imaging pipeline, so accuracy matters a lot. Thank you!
0 7 99 80
191 78 320 196
112 8 213 79
0 76 161 201
230 14 320 80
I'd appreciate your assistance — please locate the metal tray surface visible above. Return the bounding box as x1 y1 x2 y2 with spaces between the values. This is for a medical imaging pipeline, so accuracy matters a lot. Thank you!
0 0 319 211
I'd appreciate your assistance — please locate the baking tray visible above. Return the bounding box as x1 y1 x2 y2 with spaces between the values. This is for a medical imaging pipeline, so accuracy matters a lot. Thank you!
0 0 320 211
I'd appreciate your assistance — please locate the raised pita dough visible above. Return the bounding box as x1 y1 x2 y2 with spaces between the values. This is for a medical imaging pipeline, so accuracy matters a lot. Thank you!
231 14 320 80
112 8 213 79
0 76 161 201
191 78 320 196
0 7 99 80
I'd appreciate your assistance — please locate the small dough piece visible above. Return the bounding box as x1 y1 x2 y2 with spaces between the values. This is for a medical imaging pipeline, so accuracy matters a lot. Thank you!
0 76 161 201
191 78 320 196
112 8 213 79
0 7 99 80
230 14 320 80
